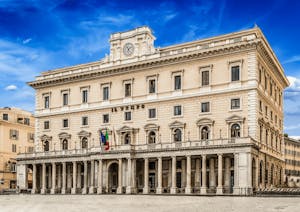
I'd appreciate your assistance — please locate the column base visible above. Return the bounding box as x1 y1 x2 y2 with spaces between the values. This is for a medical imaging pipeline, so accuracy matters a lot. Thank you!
200 187 207 194
126 186 133 194
82 188 87 194
170 187 177 194
97 187 103 194
31 189 37 194
185 187 192 194
71 188 77 194
216 187 223 195
61 188 66 194
89 186 94 194
143 187 149 194
156 187 162 194
40 188 46 194
117 187 122 194
50 188 56 194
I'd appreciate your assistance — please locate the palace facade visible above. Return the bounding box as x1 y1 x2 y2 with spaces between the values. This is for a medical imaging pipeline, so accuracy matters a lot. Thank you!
284 136 300 187
0 107 34 192
17 26 289 195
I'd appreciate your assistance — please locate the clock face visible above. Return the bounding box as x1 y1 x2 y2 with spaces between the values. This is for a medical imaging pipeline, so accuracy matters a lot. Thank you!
123 43 134 56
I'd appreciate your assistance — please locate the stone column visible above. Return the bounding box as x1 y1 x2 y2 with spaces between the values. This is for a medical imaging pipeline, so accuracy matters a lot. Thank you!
185 155 192 194
50 163 56 194
97 160 103 194
143 158 149 194
255 157 259 190
67 164 71 189
126 158 132 194
61 162 66 194
216 154 223 194
157 157 163 194
224 157 231 191
71 161 77 194
57 165 61 190
77 163 81 189
233 153 239 195
170 156 177 194
41 163 46 194
82 161 88 194
132 159 136 193
48 166 52 190
89 160 95 194
195 158 201 191
31 164 36 194
117 159 123 194
181 159 186 190
200 155 207 194
209 158 216 189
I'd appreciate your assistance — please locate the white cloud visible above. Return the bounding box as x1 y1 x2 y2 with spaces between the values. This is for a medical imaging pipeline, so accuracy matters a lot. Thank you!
283 55 300 64
22 38 32 44
4 85 17 91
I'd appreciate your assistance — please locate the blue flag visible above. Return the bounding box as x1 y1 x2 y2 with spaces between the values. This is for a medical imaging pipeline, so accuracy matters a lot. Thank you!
100 131 106 144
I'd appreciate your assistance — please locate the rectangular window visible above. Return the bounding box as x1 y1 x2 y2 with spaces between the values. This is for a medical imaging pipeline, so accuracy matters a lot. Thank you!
125 111 131 121
103 114 109 123
44 96 49 109
63 119 69 128
82 90 88 103
270 111 273 121
265 75 268 91
174 105 182 116
3 113 8 121
265 106 268 117
148 108 156 119
10 130 19 140
63 93 68 106
12 144 16 153
201 102 210 113
231 98 240 109
103 86 109 101
201 70 209 86
259 69 262 83
44 121 50 130
149 79 156 94
125 83 131 97
174 75 181 90
82 116 88 126
270 82 273 96
231 66 240 81
24 118 30 125
259 100 262 112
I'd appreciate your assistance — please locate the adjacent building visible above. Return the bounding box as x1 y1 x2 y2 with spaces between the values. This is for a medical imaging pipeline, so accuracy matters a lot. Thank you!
17 26 289 195
284 136 300 187
0 107 34 192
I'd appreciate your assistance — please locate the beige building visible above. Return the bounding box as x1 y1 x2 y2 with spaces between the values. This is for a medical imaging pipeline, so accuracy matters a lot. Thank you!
284 136 300 187
17 26 289 195
0 107 34 192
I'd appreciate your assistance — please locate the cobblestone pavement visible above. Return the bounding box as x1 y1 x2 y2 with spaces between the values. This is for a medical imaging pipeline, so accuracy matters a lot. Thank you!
0 195 299 212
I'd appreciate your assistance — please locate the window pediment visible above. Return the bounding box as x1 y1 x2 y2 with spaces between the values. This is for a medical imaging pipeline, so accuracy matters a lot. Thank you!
78 130 91 138
196 118 214 126
40 134 52 141
117 126 139 134
58 132 71 140
169 121 185 129
144 123 159 131
226 115 245 123
98 128 112 135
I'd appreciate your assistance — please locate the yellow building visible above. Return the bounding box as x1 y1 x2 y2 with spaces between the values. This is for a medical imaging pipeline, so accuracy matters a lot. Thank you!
17 26 288 195
0 107 34 193
284 136 300 187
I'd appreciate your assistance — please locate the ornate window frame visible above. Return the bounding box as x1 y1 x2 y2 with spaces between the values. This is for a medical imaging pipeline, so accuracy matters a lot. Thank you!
199 64 213 87
228 59 243 83
58 132 71 151
169 121 185 142
78 130 91 149
116 126 139 145
40 134 52 152
226 115 245 138
144 123 160 144
196 118 215 140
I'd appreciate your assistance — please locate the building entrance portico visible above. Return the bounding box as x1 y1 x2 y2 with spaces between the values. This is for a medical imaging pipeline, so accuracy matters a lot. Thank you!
107 163 118 194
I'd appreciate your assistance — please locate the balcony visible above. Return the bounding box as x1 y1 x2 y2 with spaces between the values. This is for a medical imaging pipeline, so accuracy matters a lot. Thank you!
17 137 258 161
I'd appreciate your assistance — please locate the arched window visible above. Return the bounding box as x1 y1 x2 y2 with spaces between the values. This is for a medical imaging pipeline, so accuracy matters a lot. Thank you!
270 164 274 185
81 137 88 149
148 131 156 144
124 133 131 145
62 139 68 150
174 129 182 142
201 126 209 140
44 140 49 152
231 124 241 138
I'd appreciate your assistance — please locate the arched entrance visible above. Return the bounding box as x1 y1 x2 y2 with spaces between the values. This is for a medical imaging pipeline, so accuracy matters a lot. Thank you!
108 163 118 193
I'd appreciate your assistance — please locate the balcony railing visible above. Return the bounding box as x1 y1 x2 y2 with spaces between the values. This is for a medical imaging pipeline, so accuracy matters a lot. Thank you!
17 137 257 160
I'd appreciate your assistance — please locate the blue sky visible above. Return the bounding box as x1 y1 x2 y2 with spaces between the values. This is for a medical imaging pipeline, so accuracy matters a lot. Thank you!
0 0 300 136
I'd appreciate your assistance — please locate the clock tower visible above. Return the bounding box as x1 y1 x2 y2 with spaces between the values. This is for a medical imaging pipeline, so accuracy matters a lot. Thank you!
109 26 156 62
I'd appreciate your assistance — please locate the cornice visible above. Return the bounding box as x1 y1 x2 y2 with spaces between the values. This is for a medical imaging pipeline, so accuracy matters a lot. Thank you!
28 40 260 89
